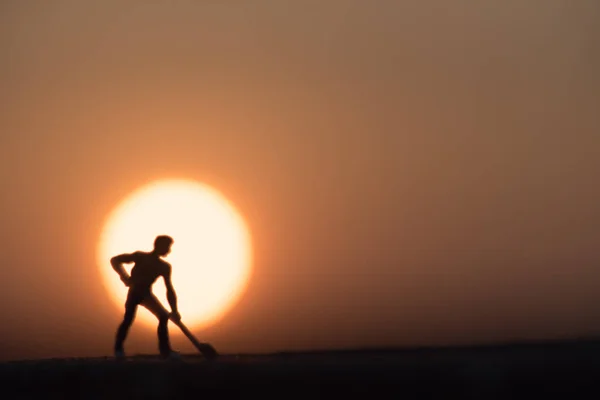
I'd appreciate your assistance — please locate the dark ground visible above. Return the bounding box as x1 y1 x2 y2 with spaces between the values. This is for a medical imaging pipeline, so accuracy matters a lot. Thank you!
2 338 600 399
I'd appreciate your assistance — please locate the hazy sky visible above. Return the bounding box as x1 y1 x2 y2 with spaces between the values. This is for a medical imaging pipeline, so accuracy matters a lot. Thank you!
1 1 599 361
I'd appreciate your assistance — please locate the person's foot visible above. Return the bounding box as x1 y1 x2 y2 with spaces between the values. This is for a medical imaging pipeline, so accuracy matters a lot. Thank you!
114 349 126 360
161 350 181 361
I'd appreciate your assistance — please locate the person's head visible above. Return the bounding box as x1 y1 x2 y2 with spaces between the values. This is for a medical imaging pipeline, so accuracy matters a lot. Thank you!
153 235 173 257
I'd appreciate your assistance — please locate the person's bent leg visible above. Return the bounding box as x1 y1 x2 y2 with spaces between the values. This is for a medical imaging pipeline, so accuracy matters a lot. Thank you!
141 294 173 356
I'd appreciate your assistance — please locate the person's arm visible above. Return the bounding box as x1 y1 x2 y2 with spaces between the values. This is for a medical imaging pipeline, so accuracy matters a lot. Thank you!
110 252 139 286
164 265 180 321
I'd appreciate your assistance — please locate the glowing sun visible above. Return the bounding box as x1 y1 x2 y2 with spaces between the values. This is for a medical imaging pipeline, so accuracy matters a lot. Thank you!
97 179 252 329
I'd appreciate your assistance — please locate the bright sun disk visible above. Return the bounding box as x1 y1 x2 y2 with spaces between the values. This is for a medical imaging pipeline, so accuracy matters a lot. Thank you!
97 179 252 329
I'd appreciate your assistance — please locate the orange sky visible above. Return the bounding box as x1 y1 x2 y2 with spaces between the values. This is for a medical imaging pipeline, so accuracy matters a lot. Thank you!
1 1 599 361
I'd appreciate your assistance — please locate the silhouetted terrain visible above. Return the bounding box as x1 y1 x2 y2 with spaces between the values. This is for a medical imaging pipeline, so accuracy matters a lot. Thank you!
3 339 600 399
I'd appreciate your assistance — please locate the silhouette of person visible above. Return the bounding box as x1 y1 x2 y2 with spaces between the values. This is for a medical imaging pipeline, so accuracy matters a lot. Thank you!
111 235 181 359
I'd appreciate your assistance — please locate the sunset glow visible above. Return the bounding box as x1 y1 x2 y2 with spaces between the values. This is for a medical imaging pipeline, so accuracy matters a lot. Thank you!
97 179 252 329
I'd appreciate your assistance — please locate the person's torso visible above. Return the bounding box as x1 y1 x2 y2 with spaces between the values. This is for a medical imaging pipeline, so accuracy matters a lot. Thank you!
129 252 168 292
